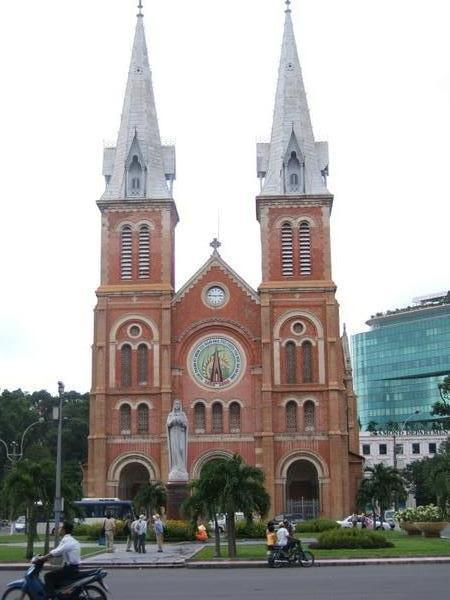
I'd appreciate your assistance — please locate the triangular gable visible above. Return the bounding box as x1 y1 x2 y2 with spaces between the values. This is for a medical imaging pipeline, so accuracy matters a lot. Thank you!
173 253 260 305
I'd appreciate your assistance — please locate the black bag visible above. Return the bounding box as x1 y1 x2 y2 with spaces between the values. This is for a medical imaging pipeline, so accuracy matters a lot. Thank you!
100 520 106 537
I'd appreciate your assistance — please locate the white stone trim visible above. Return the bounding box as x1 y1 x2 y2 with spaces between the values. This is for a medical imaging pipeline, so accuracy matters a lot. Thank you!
276 449 329 480
107 451 160 483
190 450 234 479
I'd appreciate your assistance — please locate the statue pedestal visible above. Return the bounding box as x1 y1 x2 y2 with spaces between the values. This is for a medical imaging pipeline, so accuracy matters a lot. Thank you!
166 481 189 520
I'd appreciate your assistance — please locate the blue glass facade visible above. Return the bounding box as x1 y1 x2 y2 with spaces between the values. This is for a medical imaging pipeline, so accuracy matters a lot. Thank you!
352 299 450 429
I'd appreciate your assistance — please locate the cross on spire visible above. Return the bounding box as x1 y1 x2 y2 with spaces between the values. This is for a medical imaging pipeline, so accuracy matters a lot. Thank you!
285 0 292 13
210 238 222 253
137 0 143 17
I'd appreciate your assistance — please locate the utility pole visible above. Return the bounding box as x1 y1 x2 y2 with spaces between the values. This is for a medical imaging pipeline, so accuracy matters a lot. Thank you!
53 381 65 547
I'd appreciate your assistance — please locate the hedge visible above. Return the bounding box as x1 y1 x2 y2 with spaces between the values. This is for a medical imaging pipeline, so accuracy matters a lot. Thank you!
235 521 266 539
310 528 394 549
74 519 195 542
296 518 340 533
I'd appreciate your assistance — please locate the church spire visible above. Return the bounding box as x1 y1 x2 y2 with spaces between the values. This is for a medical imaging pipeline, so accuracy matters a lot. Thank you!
257 2 329 196
101 6 175 201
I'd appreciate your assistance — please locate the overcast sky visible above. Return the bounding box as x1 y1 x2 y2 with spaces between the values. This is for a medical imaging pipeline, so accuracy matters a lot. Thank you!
0 0 449 394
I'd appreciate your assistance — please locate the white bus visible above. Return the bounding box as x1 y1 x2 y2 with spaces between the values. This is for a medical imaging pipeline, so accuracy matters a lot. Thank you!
73 498 134 524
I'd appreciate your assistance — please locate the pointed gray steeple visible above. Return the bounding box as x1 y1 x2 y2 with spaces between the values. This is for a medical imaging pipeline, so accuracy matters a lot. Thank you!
101 10 175 201
257 3 329 196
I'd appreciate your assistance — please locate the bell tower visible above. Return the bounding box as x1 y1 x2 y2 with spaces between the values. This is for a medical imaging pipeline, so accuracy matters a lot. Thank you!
87 3 177 497
256 1 361 518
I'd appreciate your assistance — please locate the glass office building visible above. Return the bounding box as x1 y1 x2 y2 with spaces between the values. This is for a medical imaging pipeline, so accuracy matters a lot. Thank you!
352 292 450 430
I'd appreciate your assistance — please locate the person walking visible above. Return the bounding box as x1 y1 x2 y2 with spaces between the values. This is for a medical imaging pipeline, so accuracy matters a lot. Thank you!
153 514 164 552
123 514 133 552
103 512 116 553
136 514 148 553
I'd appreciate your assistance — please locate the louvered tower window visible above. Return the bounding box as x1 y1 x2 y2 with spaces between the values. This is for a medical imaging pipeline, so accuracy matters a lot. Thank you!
281 223 294 276
121 344 132 388
194 403 206 433
212 403 223 433
286 401 298 433
299 221 312 275
120 404 131 434
229 402 241 433
285 341 297 384
304 401 316 430
120 226 133 280
137 344 148 385
137 403 149 434
302 341 313 383
138 225 150 279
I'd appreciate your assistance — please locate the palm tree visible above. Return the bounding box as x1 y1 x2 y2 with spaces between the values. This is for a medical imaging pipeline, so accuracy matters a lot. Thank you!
360 463 407 526
2 459 50 559
183 460 226 557
133 481 166 518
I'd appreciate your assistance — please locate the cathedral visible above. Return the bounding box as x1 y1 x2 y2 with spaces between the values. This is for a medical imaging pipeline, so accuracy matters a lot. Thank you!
86 1 362 519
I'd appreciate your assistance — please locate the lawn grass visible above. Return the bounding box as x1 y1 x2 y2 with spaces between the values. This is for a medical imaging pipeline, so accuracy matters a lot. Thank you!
192 531 450 561
0 546 100 563
0 534 92 544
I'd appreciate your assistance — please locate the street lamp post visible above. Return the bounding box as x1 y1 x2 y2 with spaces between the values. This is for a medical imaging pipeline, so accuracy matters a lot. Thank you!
53 381 65 548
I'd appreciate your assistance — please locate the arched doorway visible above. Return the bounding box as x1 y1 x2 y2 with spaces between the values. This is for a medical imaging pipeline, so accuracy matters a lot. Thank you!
286 460 319 519
118 462 150 500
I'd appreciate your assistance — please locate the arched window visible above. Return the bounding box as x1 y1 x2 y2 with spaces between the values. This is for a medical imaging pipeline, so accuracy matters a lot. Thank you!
194 403 206 433
299 221 312 276
287 151 302 192
286 401 298 433
281 223 294 277
137 344 148 385
137 403 149 434
138 225 150 279
285 341 297 384
302 341 313 383
120 404 131 434
128 155 143 196
121 344 132 387
229 402 241 433
304 401 316 430
120 226 133 280
212 402 223 433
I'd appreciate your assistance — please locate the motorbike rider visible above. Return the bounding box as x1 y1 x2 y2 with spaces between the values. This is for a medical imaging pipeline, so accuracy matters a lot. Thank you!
36 521 81 597
276 521 290 556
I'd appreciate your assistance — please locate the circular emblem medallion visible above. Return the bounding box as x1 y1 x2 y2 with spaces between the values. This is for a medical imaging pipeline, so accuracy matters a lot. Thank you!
190 336 243 389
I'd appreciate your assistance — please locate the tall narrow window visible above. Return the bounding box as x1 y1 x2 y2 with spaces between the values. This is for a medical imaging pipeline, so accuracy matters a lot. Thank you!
128 155 143 197
286 401 298 432
194 403 206 433
212 403 223 433
138 225 150 279
137 403 149 434
287 151 301 192
302 341 313 383
281 223 294 276
285 341 297 384
120 226 133 280
304 401 316 430
120 404 131 434
137 344 148 385
229 402 241 433
299 221 312 275
121 344 132 388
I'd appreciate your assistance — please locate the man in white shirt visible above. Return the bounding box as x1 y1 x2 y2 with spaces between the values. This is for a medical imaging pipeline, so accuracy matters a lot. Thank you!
37 521 81 597
276 521 290 552
136 515 148 554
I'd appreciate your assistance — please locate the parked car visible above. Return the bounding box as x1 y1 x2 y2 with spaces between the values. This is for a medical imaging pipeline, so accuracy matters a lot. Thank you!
14 516 26 533
208 512 245 533
383 509 397 530
337 515 391 531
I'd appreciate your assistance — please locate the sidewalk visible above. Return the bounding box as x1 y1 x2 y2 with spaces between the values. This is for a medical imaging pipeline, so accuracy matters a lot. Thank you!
83 542 203 568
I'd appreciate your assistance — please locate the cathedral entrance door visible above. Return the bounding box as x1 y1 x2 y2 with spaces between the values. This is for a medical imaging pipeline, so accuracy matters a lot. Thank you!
286 460 319 520
118 462 150 500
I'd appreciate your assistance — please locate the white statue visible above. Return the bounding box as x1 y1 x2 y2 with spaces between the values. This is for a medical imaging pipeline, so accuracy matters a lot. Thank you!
166 399 188 482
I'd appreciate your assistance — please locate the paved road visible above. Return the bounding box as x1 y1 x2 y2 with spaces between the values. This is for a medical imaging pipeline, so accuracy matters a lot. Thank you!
0 565 449 599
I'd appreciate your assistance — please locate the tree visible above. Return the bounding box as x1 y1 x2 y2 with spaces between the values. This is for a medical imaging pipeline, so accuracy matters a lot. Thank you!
366 421 378 433
183 460 227 558
357 464 407 524
432 375 450 419
133 481 166 518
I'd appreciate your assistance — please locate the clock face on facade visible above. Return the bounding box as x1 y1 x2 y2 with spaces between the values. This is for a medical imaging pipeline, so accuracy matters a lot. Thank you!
190 336 243 389
206 286 226 306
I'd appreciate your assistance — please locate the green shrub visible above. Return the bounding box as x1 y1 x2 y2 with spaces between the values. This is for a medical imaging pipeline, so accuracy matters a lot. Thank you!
75 518 195 542
235 520 266 539
310 528 394 549
296 518 340 533
74 520 128 541
161 520 195 541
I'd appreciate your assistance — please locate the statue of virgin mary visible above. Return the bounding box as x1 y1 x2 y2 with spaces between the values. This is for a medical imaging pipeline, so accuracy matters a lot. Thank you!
166 399 188 482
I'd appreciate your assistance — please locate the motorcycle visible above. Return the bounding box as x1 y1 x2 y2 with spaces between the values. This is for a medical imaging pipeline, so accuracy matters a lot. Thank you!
1 558 110 600
268 539 315 568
